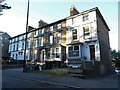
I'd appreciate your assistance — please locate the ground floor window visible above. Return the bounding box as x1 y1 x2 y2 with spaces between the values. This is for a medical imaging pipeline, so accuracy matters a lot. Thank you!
68 45 80 57
51 48 54 58
46 48 50 59
55 48 60 58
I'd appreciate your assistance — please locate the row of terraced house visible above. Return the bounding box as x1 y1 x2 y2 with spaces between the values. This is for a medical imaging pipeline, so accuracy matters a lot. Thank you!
8 6 112 74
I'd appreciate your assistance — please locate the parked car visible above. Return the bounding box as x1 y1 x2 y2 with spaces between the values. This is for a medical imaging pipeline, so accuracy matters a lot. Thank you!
115 67 120 74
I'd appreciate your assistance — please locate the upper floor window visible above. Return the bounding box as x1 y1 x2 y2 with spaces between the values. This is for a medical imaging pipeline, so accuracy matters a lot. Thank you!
39 37 43 46
5 37 8 40
15 37 18 41
57 23 61 29
17 44 19 50
56 33 61 44
0 37 3 40
83 26 90 39
13 45 15 51
72 17 77 25
83 14 89 22
72 29 77 40
50 26 53 31
9 45 12 52
34 40 37 47
41 29 44 34
12 39 14 42
50 35 53 45
9 40 11 43
22 42 24 49
34 31 36 36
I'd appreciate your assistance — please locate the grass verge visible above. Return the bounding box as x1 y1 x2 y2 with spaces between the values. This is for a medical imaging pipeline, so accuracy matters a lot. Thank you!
34 68 68 76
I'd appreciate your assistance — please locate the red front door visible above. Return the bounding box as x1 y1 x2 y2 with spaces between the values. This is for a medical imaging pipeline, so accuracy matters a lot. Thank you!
89 45 95 61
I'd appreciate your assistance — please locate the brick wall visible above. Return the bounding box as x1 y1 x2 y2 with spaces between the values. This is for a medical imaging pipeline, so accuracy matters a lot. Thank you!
96 10 112 74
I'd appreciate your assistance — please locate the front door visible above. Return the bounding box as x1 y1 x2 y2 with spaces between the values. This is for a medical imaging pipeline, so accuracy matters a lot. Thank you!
89 45 95 61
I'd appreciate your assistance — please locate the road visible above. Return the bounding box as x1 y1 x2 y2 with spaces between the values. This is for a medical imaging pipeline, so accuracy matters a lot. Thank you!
2 68 68 88
2 68 119 89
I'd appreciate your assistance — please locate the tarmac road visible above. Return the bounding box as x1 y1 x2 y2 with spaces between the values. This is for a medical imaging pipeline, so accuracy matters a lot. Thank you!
2 69 68 88
2 68 119 89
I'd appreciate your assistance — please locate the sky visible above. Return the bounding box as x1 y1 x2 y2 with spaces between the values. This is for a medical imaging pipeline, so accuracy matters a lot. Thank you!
0 0 118 50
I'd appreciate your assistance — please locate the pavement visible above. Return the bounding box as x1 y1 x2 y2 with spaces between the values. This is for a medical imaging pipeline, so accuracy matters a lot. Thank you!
2 68 119 89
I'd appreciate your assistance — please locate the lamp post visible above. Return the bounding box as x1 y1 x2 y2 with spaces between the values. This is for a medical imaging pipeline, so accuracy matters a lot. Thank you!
23 0 30 72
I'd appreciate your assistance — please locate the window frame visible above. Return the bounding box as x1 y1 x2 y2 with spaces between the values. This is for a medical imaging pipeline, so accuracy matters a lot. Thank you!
55 48 60 58
56 33 61 44
57 23 61 29
68 45 80 57
83 14 89 22
83 26 90 39
72 29 77 40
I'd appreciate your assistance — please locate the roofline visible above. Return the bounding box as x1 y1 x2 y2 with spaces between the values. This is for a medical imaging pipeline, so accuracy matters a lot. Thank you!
96 8 110 31
66 7 110 31
10 7 110 39
66 7 98 19
9 18 66 39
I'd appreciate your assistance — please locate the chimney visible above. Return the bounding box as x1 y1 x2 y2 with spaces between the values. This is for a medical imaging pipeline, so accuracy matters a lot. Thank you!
70 5 79 16
38 19 48 28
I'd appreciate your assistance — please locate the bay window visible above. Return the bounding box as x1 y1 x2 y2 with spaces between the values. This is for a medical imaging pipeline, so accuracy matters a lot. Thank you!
68 45 80 57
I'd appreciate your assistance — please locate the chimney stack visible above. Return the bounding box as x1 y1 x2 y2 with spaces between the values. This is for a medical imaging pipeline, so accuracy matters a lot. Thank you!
70 5 79 16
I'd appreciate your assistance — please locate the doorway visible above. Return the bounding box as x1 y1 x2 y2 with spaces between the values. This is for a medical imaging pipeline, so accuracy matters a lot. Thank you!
89 45 95 61
42 51 45 61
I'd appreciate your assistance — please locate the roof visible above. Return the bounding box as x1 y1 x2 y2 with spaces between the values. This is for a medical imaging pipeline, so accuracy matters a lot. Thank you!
9 7 110 39
96 8 110 31
66 7 110 31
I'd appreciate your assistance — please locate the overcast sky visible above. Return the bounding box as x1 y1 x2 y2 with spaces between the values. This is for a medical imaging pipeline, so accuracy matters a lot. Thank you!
0 0 118 50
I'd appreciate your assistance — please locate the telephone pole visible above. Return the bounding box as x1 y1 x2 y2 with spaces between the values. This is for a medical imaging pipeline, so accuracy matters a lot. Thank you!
23 0 30 72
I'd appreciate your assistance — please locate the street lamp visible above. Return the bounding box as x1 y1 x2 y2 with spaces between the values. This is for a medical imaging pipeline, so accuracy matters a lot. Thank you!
23 0 30 72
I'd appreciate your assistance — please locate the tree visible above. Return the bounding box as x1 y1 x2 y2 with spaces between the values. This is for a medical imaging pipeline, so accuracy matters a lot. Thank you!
0 2 11 15
111 49 120 67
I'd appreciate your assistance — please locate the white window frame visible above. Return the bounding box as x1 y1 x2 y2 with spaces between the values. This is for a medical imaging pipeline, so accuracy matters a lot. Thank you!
50 26 53 31
50 35 53 45
83 26 91 39
72 29 77 40
57 23 61 29
83 14 89 22
68 45 80 58
56 33 61 44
